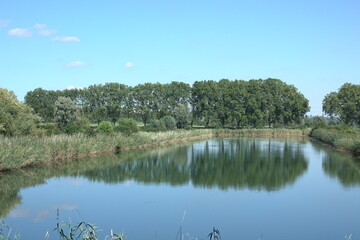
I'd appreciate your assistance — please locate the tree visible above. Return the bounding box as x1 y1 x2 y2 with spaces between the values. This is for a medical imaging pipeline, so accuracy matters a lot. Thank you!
0 88 40 136
25 88 59 122
173 103 190 129
323 83 360 125
54 97 78 130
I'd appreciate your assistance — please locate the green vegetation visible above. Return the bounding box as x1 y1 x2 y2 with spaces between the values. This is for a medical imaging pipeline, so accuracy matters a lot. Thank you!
97 121 114 134
54 96 79 130
115 118 139 135
0 129 306 171
22 78 309 129
310 125 360 156
0 88 40 136
308 82 360 156
323 83 360 126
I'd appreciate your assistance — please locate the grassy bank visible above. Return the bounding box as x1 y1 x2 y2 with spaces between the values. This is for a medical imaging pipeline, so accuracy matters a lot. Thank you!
0 128 307 171
310 125 360 157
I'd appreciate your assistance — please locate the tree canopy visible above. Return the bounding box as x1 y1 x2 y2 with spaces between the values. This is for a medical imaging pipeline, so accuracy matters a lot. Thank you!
22 78 310 128
323 83 360 125
0 88 40 136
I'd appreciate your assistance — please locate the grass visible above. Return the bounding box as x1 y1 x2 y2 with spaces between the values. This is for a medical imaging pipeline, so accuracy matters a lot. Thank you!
0 128 308 171
310 125 360 157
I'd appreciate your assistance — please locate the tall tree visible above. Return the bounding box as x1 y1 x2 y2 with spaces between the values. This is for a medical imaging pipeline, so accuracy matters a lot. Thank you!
25 88 59 122
323 83 360 125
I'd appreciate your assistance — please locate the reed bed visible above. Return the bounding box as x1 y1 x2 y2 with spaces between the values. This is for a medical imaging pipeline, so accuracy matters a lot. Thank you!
310 126 360 156
0 128 306 171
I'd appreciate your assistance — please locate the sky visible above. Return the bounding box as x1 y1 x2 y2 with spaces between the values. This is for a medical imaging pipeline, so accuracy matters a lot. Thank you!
0 0 359 115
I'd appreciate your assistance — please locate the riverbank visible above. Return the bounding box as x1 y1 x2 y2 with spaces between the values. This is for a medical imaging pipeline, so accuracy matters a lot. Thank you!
0 128 308 171
310 126 360 157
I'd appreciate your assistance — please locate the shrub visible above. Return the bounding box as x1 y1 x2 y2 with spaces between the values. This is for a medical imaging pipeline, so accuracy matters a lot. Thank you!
160 115 177 130
142 119 166 132
97 121 114 134
63 118 91 135
36 123 62 135
115 118 139 135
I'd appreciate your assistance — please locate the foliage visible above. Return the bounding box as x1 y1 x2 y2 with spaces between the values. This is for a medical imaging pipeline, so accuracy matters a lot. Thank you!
97 121 114 135
141 118 166 132
54 97 79 130
115 118 139 135
63 118 91 135
173 103 190 129
323 83 360 126
161 115 177 130
310 125 360 156
22 78 309 129
0 88 40 136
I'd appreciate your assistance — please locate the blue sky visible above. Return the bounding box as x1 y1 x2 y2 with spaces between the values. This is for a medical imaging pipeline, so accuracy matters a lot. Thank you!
1 0 359 115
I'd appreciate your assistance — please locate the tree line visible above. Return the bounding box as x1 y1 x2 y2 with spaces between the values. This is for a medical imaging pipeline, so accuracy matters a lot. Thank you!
2 79 359 137
24 78 310 128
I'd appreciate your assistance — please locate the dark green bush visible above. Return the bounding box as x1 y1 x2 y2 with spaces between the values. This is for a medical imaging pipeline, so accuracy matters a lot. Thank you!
63 118 91 135
160 115 177 130
37 123 61 135
115 118 139 135
97 121 114 134
142 119 166 132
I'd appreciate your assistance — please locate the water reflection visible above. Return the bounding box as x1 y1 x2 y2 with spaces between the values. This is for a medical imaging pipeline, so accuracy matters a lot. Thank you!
77 138 309 191
0 137 309 218
314 142 360 187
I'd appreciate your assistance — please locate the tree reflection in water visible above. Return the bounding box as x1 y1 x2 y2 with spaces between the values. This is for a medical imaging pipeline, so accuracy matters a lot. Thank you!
0 137 309 218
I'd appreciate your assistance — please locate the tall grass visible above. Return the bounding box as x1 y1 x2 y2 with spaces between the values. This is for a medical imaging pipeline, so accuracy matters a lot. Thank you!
310 125 360 156
0 128 306 171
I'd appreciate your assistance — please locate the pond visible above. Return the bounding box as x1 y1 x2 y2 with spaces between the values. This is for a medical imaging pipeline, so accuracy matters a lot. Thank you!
1 137 360 240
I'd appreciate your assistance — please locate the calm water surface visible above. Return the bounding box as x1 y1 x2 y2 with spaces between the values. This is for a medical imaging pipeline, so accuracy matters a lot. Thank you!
1 137 360 240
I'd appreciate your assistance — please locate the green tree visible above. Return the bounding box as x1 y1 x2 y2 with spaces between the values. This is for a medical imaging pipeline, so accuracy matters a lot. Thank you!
25 88 59 122
323 83 360 125
0 88 40 136
173 103 190 129
91 106 108 125
54 97 78 130
191 80 219 127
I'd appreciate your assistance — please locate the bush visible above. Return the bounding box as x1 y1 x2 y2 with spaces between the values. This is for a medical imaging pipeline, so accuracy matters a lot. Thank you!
97 121 114 134
141 119 166 132
115 118 139 135
62 118 91 135
160 115 177 130
37 123 62 135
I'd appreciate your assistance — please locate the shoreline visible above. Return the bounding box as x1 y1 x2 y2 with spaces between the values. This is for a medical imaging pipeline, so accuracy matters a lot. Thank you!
0 128 309 172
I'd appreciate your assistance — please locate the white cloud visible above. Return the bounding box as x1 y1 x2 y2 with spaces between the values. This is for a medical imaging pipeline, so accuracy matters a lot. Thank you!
52 36 80 42
34 23 56 36
65 61 86 68
8 28 32 37
0 19 10 27
125 62 134 68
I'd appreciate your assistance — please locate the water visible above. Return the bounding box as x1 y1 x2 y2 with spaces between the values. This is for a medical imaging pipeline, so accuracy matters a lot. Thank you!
1 137 360 240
